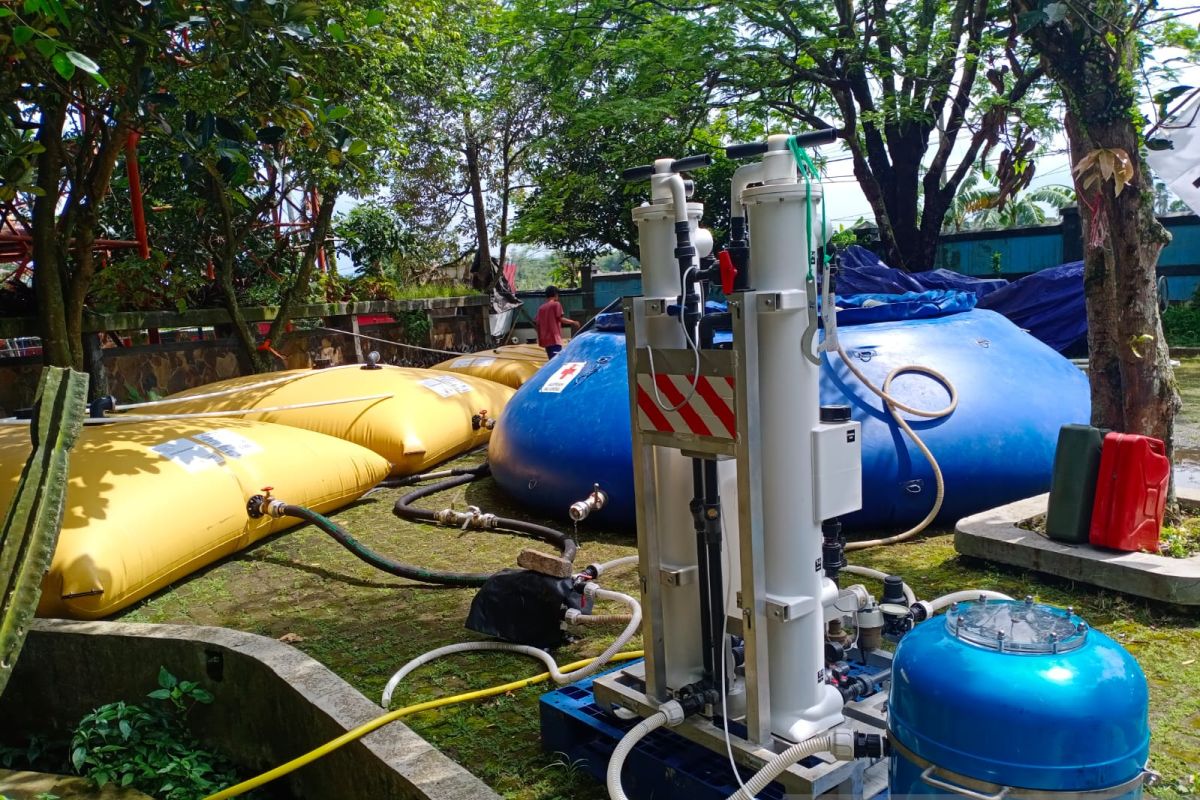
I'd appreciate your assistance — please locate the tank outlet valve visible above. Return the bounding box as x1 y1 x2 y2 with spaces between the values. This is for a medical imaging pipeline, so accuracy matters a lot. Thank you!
472 409 496 430
569 484 608 522
246 487 287 519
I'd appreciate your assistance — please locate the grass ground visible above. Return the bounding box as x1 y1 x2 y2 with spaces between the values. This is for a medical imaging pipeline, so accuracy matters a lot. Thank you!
119 363 1200 800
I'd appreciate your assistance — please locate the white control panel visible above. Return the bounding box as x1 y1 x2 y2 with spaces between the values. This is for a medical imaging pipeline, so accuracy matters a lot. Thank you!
812 421 863 522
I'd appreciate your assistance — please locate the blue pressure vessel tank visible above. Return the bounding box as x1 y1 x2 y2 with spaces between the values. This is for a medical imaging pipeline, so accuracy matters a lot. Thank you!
488 301 1090 529
889 599 1149 797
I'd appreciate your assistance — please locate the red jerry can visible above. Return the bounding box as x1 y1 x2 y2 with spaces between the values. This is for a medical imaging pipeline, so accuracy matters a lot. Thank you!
1088 433 1171 553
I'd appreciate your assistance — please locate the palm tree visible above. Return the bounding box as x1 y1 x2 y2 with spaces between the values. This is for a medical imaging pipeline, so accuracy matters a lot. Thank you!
945 167 1076 232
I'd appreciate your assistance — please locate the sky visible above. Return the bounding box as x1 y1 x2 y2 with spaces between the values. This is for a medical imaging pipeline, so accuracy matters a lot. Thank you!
336 1 1200 274
817 0 1200 228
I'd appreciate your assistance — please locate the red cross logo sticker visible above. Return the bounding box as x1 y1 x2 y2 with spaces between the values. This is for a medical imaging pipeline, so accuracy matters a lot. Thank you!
558 364 579 378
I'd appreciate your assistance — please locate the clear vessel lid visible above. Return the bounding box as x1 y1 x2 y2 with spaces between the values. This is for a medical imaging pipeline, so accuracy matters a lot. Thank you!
944 597 1088 654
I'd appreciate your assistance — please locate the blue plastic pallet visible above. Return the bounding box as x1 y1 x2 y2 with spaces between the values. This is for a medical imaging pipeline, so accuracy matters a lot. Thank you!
539 662 792 800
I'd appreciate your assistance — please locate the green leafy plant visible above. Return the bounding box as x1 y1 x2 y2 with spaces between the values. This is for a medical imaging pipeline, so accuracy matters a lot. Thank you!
1160 521 1200 559
69 667 238 800
1161 304 1200 347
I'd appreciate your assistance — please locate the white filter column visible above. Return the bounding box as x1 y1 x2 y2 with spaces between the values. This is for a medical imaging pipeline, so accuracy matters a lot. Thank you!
632 198 707 691
742 180 844 741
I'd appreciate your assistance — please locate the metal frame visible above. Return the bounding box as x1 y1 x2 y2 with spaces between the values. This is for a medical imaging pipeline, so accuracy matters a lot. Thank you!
591 657 891 798
617 292 774 741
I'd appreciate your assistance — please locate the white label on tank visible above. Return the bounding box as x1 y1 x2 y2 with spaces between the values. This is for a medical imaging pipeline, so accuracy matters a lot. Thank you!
194 429 263 459
449 356 496 368
540 361 586 393
419 375 474 397
151 438 225 473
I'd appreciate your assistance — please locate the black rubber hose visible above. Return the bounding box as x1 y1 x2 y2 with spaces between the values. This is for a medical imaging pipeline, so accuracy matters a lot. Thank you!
392 464 579 564
280 504 491 587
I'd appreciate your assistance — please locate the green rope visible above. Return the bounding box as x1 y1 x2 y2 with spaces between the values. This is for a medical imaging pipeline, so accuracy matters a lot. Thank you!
788 135 828 281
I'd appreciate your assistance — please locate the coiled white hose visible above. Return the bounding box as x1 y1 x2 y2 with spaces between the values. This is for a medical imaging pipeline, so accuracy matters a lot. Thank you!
837 347 957 552
723 734 836 800
381 586 641 707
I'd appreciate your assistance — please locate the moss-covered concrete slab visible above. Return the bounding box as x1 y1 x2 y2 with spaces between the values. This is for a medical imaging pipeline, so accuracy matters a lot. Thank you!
955 490 1200 606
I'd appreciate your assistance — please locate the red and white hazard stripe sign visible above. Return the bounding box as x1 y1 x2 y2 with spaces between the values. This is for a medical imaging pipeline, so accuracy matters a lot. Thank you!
635 373 736 440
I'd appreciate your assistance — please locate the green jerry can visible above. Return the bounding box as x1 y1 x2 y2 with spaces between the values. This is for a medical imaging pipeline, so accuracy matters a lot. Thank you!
1045 423 1106 544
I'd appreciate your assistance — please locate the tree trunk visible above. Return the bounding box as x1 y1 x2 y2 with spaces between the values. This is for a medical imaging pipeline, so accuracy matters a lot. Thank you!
1015 0 1180 463
265 186 339 350
464 115 494 290
31 97 73 369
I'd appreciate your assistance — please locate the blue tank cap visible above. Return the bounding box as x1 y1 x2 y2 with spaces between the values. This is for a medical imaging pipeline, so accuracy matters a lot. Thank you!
889 599 1150 792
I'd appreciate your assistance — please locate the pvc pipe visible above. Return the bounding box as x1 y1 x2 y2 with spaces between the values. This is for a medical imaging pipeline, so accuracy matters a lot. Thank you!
839 566 916 606
631 184 706 692
742 169 842 741
607 711 671 800
729 162 764 221
380 584 641 707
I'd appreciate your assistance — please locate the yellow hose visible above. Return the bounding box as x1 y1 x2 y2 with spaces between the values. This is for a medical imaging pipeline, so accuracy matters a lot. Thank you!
202 650 645 800
835 343 958 551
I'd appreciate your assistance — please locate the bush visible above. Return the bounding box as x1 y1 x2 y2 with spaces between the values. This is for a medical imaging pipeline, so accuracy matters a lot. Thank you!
1162 303 1200 347
70 667 240 800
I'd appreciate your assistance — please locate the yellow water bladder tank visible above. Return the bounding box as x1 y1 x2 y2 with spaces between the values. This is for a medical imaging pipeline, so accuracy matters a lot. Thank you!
151 364 514 476
0 419 389 619
433 344 548 389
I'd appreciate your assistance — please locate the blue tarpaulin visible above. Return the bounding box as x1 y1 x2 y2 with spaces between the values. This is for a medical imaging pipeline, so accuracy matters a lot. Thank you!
837 245 1008 300
977 261 1087 354
831 290 977 325
836 245 1087 353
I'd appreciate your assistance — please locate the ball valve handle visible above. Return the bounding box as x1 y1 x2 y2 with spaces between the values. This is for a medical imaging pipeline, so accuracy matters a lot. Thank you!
620 153 714 183
725 128 839 160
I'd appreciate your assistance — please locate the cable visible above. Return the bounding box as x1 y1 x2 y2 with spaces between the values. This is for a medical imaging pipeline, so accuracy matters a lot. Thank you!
719 514 759 799
0 394 394 426
116 366 359 410
380 584 642 706
819 266 958 551
310 326 471 358
645 266 703 413
200 650 645 800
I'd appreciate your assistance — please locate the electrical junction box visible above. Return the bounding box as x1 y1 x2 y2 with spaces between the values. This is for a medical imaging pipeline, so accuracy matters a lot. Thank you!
812 420 862 522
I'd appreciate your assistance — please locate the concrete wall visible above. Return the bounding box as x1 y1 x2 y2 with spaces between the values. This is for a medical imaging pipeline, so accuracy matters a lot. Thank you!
0 620 498 800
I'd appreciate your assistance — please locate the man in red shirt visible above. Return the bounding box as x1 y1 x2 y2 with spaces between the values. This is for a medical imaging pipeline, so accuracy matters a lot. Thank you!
535 285 579 358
